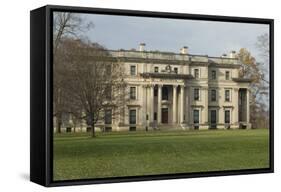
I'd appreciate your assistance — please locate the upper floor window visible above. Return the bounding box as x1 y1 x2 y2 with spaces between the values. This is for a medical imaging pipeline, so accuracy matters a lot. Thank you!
194 69 199 78
225 71 230 80
211 70 216 80
194 88 200 101
130 87 136 100
105 86 112 100
211 89 217 101
174 67 178 74
106 64 111 76
130 65 136 76
225 89 230 102
154 66 159 73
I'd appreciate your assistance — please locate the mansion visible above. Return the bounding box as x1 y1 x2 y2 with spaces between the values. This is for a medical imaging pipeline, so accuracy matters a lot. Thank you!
57 43 252 132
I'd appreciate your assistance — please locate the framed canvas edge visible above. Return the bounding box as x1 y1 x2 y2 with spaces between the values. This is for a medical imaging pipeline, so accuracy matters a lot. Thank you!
30 4 274 187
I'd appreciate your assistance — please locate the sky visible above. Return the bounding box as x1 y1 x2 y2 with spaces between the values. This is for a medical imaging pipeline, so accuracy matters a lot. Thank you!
80 13 269 60
79 13 270 106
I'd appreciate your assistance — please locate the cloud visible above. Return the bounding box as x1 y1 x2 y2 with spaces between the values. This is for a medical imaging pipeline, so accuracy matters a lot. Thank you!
80 13 269 60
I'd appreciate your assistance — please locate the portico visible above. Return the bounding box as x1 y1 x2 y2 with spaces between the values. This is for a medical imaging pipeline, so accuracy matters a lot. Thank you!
143 82 187 129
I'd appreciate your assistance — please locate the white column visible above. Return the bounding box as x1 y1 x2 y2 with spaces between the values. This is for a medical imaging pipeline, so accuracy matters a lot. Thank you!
173 85 177 124
246 89 250 123
142 85 147 125
185 86 189 124
157 84 162 124
150 85 154 124
204 88 209 125
233 88 239 125
180 85 185 123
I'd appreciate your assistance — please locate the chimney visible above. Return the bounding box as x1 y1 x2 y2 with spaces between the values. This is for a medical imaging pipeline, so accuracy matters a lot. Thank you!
221 53 227 58
180 46 188 54
139 43 146 51
229 50 236 58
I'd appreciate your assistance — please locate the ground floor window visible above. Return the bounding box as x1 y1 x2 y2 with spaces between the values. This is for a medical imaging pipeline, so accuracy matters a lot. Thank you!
225 110 231 129
66 127 72 132
105 127 112 132
105 109 112 124
193 109 199 129
210 110 217 129
129 127 136 131
87 127 91 132
129 109 136 131
225 110 230 124
161 108 168 124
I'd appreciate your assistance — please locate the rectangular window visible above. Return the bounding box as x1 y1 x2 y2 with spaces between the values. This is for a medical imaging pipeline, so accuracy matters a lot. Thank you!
104 109 112 124
130 65 136 76
225 90 230 102
106 64 111 76
129 109 136 125
154 66 159 73
193 110 199 129
194 69 199 78
105 127 112 132
211 89 217 101
174 67 178 74
129 109 136 130
225 110 230 124
210 110 217 129
66 127 72 133
194 88 199 101
130 87 136 100
105 86 112 100
225 71 230 80
211 70 216 80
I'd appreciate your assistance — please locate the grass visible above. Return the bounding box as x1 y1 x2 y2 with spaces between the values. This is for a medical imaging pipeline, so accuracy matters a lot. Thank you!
53 129 270 181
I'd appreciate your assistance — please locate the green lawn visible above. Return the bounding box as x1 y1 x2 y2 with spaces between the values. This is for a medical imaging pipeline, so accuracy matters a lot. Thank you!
53 129 270 181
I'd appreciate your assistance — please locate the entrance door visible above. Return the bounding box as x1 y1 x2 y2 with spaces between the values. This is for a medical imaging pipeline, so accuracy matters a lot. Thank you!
210 110 217 129
161 108 168 124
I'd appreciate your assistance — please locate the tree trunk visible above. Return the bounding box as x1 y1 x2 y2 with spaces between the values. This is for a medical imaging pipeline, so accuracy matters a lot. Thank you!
91 123 96 137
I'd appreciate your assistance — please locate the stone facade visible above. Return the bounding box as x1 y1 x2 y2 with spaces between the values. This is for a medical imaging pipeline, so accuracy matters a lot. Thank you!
55 44 252 132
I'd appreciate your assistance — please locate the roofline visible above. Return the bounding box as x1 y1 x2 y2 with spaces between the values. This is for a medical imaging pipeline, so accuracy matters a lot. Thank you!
107 49 239 60
140 72 194 79
232 78 253 83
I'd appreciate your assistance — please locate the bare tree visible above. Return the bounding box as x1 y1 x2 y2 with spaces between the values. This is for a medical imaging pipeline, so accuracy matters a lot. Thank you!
53 12 94 133
59 39 128 137
237 47 269 128
256 33 269 64
53 12 94 53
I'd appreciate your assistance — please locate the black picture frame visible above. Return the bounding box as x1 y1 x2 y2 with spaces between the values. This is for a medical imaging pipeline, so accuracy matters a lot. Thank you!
30 5 274 187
